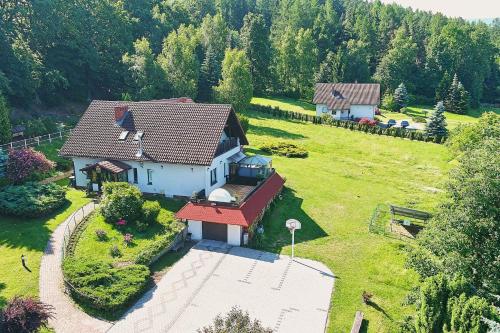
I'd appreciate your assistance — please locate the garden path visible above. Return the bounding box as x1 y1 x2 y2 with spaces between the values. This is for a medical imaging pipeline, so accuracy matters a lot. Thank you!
39 202 113 333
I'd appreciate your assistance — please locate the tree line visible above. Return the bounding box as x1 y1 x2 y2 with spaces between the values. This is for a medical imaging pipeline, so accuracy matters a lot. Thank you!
0 0 499 111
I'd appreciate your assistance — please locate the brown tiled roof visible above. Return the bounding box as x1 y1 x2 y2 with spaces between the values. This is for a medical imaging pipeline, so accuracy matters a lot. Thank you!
313 83 380 110
60 100 249 166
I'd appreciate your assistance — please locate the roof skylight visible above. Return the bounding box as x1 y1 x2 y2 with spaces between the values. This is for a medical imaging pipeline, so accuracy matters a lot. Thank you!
119 131 129 140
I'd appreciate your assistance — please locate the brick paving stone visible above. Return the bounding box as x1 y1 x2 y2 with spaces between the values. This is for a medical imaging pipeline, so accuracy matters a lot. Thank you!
39 203 113 333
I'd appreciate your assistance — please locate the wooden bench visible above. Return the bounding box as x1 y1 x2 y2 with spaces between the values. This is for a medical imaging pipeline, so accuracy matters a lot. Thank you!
350 311 364 333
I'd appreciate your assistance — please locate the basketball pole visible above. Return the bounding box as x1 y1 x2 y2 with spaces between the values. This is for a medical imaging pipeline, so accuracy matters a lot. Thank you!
291 228 295 260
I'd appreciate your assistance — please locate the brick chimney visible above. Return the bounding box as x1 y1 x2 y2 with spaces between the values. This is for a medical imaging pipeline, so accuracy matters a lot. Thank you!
114 105 128 124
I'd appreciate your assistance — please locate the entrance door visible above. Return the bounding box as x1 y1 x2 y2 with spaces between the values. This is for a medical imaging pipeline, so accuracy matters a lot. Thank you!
202 222 227 242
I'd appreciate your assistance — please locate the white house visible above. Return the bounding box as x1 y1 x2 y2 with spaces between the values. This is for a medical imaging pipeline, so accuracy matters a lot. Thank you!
60 98 285 246
313 83 380 120
60 99 248 197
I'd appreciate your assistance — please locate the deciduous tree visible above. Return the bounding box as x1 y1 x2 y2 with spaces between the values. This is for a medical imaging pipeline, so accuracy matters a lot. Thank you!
215 49 253 112
158 25 200 98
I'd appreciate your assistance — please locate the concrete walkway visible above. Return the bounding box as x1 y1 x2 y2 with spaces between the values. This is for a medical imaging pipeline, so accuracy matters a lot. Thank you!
109 240 335 333
39 202 113 333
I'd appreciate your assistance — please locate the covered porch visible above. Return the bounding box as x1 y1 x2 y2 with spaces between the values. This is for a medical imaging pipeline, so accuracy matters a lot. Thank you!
80 160 131 191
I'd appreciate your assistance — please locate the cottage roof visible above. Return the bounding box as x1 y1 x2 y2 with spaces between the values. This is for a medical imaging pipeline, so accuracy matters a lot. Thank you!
60 100 249 166
175 172 285 227
313 83 380 110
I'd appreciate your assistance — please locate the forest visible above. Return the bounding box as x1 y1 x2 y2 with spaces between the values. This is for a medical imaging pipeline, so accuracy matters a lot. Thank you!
0 0 499 111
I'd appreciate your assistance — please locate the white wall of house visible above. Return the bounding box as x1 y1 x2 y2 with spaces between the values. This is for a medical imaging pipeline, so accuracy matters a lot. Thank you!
73 157 99 187
71 139 241 197
315 104 329 116
188 220 202 240
227 225 242 246
350 105 376 119
205 142 240 196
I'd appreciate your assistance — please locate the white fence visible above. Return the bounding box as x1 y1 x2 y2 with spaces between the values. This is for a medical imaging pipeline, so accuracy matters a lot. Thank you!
0 129 72 152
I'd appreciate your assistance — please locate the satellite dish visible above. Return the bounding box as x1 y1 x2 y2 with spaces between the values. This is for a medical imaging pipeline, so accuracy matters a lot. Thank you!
286 219 301 231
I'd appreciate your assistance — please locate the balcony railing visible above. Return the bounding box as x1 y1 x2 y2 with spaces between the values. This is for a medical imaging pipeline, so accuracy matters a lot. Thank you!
215 137 238 157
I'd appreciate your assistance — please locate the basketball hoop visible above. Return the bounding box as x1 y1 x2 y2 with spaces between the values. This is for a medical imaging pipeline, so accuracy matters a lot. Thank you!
286 219 301 233
285 219 301 260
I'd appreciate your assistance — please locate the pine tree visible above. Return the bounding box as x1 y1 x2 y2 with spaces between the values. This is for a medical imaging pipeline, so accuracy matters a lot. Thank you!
393 83 409 112
198 46 220 102
0 92 12 144
445 74 469 114
426 101 447 138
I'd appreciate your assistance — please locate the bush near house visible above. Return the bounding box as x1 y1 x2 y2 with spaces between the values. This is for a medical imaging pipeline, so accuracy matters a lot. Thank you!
141 200 161 225
0 296 54 333
62 258 150 314
100 182 143 223
5 148 55 184
0 183 67 217
260 142 308 158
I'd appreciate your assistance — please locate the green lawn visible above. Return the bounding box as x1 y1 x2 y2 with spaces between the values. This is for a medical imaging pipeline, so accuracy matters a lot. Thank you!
73 197 185 264
381 105 500 130
251 96 316 115
0 188 90 307
242 108 451 332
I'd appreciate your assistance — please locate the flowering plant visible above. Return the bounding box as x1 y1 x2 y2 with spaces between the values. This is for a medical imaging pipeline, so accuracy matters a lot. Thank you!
124 233 133 246
6 148 55 183
116 218 127 226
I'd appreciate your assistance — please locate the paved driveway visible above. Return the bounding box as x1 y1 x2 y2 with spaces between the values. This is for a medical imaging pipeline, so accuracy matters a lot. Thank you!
109 240 335 333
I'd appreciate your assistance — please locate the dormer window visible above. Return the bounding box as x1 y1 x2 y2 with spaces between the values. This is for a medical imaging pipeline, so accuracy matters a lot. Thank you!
133 131 144 141
119 131 129 140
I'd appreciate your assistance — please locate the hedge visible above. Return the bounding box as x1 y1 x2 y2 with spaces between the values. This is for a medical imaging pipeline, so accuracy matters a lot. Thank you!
248 104 447 143
134 231 177 266
62 258 150 313
0 182 67 217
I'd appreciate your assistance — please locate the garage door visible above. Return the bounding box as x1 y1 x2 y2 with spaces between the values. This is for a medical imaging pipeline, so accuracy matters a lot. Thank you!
202 222 227 242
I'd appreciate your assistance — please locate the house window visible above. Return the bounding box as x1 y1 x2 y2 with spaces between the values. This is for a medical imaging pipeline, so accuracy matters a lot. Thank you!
210 168 217 186
147 169 153 185
133 168 138 184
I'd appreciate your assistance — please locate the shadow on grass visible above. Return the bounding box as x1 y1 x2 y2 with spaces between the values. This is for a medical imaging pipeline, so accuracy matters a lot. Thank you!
0 199 72 251
0 282 7 308
248 124 307 140
255 187 328 253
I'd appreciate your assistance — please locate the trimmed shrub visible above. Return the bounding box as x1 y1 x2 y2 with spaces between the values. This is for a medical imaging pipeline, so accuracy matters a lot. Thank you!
100 182 143 223
5 148 55 184
0 182 67 217
0 296 54 333
134 232 176 265
260 142 308 158
142 201 161 225
63 258 150 313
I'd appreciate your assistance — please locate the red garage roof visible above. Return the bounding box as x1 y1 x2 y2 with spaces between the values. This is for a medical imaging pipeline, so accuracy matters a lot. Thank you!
175 172 285 227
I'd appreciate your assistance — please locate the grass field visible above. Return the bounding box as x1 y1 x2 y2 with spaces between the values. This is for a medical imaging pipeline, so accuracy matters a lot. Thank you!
242 108 451 332
251 96 316 115
252 96 500 131
0 189 90 307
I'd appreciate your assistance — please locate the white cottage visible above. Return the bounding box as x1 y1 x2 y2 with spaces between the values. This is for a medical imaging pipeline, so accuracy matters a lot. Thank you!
60 99 285 246
313 83 380 120
60 99 248 197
